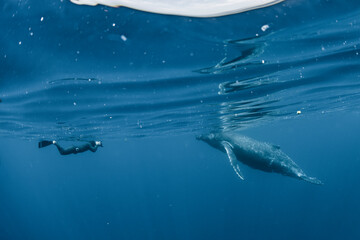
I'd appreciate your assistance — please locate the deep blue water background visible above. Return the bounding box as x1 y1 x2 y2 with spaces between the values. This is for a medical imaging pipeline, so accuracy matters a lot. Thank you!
1 0 360 239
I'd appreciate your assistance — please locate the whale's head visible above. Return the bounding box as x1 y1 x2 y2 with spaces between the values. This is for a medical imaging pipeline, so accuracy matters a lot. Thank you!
196 133 216 142
196 132 224 151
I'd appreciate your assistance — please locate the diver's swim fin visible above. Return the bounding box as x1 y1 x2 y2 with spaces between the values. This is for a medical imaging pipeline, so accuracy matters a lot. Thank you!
38 140 53 148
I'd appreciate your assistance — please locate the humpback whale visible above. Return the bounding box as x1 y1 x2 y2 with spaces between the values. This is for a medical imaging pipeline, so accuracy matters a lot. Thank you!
197 132 322 185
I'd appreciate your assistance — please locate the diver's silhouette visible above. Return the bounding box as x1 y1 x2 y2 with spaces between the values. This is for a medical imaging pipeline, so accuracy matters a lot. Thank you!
38 140 103 155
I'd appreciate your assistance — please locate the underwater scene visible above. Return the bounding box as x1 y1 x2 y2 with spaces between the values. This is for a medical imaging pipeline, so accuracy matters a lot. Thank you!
1 0 360 239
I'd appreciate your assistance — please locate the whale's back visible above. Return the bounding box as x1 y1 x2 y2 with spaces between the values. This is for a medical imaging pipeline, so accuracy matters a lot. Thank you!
222 133 278 171
222 133 302 174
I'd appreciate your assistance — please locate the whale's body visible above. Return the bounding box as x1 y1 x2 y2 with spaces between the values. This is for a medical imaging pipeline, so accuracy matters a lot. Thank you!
197 132 322 184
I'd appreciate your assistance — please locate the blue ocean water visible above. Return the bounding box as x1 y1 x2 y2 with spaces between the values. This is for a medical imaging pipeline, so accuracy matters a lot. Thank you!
1 0 360 239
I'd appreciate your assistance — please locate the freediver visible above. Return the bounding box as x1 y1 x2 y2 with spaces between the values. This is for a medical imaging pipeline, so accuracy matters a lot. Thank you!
38 140 103 155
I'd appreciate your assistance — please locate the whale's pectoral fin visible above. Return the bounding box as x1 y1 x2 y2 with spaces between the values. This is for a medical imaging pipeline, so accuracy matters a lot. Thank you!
301 175 323 185
221 141 245 180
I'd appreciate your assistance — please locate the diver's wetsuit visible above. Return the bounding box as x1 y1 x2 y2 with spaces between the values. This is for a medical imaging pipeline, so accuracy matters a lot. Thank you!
54 141 99 155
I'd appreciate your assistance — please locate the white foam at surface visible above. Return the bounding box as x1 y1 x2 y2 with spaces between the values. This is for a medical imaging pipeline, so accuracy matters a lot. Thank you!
70 0 285 17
